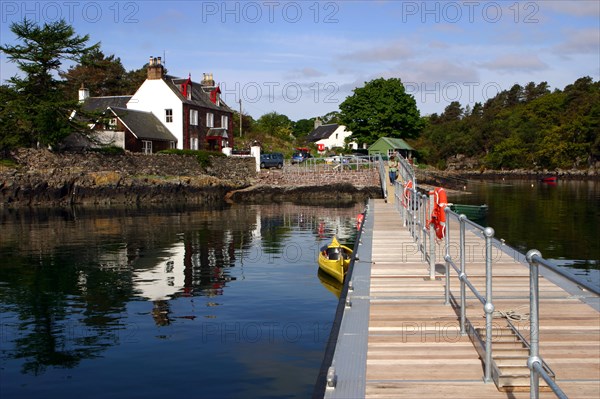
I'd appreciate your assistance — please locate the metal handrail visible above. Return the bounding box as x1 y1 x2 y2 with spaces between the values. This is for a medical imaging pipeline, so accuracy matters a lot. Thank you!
526 251 569 399
391 160 570 397
441 209 496 382
376 154 387 201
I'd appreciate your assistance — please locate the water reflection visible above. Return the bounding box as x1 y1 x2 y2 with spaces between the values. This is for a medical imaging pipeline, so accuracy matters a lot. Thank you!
0 203 362 398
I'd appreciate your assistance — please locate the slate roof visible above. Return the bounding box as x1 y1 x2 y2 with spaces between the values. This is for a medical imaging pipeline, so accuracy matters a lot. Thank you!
164 75 233 113
306 124 340 142
82 96 132 112
109 107 177 142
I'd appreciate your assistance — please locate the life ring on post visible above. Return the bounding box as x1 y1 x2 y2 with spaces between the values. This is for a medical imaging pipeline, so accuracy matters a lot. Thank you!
430 187 448 239
402 180 413 208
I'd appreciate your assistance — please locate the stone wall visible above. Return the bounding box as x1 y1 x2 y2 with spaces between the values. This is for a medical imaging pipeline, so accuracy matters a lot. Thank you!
256 167 381 188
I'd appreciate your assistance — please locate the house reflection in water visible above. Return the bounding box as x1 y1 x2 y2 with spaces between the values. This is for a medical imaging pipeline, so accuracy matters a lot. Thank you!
127 234 237 326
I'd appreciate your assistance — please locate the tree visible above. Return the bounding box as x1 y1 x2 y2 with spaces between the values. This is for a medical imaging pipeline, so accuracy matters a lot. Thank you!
321 111 341 124
232 111 256 137
339 77 423 145
256 112 293 139
0 19 99 149
292 118 315 139
60 49 127 97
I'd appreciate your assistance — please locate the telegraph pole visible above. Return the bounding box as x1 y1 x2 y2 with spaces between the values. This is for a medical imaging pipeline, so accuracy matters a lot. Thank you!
238 99 242 137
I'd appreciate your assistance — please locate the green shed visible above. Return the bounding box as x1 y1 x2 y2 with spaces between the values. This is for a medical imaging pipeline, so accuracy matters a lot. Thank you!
367 137 414 159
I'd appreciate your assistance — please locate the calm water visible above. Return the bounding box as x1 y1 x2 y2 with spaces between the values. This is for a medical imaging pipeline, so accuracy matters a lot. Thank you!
1 180 598 398
449 179 600 287
0 203 363 399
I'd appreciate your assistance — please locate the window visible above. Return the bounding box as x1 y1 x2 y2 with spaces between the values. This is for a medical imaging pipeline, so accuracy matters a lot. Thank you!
105 118 118 130
169 141 176 149
190 137 199 150
221 115 229 129
142 140 152 154
190 109 198 126
206 113 214 127
165 109 173 123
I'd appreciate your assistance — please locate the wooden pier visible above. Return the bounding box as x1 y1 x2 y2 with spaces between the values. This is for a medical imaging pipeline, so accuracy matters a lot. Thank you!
367 197 600 398
321 196 600 398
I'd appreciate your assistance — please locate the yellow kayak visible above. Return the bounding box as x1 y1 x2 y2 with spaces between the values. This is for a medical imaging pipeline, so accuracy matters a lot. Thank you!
318 236 353 284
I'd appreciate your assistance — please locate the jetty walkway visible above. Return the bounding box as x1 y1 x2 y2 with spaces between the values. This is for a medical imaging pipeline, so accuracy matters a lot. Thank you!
316 184 599 398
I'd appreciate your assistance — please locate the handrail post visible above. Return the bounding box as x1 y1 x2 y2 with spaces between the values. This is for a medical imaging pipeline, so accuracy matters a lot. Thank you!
416 193 423 259
483 226 495 383
429 193 436 281
526 249 542 399
459 214 467 334
443 208 450 305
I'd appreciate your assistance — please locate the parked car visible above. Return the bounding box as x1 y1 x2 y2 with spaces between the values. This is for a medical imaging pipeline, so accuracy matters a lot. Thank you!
291 151 312 164
260 153 284 169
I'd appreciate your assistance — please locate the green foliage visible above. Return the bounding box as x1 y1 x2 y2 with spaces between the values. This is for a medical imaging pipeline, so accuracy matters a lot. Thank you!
292 118 315 139
418 77 599 170
339 77 423 145
159 149 224 168
256 112 293 139
60 49 127 97
0 19 99 150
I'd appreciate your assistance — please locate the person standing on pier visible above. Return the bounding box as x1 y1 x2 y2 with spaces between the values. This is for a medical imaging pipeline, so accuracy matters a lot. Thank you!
388 156 399 184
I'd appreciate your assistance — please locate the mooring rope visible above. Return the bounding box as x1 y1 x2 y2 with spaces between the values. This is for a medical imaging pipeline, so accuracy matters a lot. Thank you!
492 305 530 321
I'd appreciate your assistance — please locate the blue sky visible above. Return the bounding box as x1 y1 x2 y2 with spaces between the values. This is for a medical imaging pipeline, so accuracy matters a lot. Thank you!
1 1 599 121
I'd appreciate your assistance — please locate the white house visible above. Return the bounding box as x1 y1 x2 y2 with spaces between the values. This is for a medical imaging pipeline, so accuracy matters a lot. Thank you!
306 119 356 151
127 56 234 151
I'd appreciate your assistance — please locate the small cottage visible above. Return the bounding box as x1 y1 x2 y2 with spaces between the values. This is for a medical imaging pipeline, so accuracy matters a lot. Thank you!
368 137 414 159
306 118 356 152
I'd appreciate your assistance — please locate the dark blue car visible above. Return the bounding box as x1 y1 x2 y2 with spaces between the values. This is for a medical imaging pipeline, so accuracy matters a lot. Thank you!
260 153 284 169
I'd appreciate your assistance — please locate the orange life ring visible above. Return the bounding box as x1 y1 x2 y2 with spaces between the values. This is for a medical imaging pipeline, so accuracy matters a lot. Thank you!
430 187 448 239
402 180 413 208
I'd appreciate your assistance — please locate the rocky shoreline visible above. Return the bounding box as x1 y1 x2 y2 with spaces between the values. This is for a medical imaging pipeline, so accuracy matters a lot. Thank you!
1 149 597 207
0 149 381 206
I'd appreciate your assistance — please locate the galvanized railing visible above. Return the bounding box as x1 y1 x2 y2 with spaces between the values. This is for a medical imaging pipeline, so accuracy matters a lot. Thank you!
376 154 387 201
393 158 576 399
525 250 569 399
442 211 496 382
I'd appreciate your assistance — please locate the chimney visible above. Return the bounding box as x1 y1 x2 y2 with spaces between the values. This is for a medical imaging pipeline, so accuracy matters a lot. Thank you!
202 72 215 87
147 56 164 80
314 117 322 129
78 83 90 102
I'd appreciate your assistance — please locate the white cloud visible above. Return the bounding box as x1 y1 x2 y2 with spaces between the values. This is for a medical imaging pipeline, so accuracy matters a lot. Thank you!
553 28 600 55
343 40 414 63
542 1 600 17
480 54 549 72
285 67 326 79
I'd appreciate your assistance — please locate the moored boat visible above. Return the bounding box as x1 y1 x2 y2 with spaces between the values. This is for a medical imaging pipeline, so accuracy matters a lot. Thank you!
541 176 558 183
449 204 489 221
318 236 353 284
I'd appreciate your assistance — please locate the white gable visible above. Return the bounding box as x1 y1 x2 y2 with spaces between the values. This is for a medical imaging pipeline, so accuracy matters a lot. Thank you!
128 80 184 149
316 125 355 150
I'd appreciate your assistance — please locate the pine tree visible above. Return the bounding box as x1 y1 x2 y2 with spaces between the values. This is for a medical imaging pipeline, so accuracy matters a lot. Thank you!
0 19 98 149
